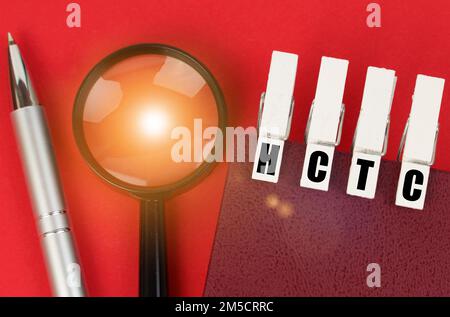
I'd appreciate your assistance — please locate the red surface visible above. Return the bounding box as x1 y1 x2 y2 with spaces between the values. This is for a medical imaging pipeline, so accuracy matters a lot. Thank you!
0 0 449 296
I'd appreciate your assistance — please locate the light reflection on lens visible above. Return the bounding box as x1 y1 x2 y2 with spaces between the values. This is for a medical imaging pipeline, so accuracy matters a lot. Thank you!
138 107 168 137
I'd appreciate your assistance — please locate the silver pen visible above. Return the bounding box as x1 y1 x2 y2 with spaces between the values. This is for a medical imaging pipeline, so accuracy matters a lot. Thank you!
8 33 86 297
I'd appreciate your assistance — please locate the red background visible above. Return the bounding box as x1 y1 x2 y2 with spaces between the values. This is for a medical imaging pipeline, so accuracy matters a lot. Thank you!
0 0 449 296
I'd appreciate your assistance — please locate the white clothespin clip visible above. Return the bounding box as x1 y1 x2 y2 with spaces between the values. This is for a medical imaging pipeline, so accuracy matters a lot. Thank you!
347 67 397 199
300 56 348 191
395 75 445 210
252 50 298 183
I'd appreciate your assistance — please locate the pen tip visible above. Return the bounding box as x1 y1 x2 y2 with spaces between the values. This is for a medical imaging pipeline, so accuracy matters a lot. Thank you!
7 32 15 45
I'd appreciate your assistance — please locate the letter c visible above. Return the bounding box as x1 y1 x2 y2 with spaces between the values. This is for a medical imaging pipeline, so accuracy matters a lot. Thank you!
307 151 329 183
402 169 424 201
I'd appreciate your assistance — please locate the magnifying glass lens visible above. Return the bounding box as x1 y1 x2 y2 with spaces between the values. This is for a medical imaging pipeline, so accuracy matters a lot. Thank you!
82 54 219 187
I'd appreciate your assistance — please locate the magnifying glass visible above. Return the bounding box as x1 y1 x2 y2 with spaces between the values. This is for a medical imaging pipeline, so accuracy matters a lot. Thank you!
73 44 226 297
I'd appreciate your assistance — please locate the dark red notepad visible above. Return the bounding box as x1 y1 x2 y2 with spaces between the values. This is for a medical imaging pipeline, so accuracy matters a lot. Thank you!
205 142 450 296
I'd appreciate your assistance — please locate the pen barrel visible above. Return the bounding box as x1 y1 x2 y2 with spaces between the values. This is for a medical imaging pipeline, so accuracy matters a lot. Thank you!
11 106 86 297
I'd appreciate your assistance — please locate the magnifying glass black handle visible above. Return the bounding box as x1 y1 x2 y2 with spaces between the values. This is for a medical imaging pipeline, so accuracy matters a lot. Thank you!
139 199 167 297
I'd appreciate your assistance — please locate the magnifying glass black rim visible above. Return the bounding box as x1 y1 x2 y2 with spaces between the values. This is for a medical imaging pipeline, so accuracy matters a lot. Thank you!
73 43 227 199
